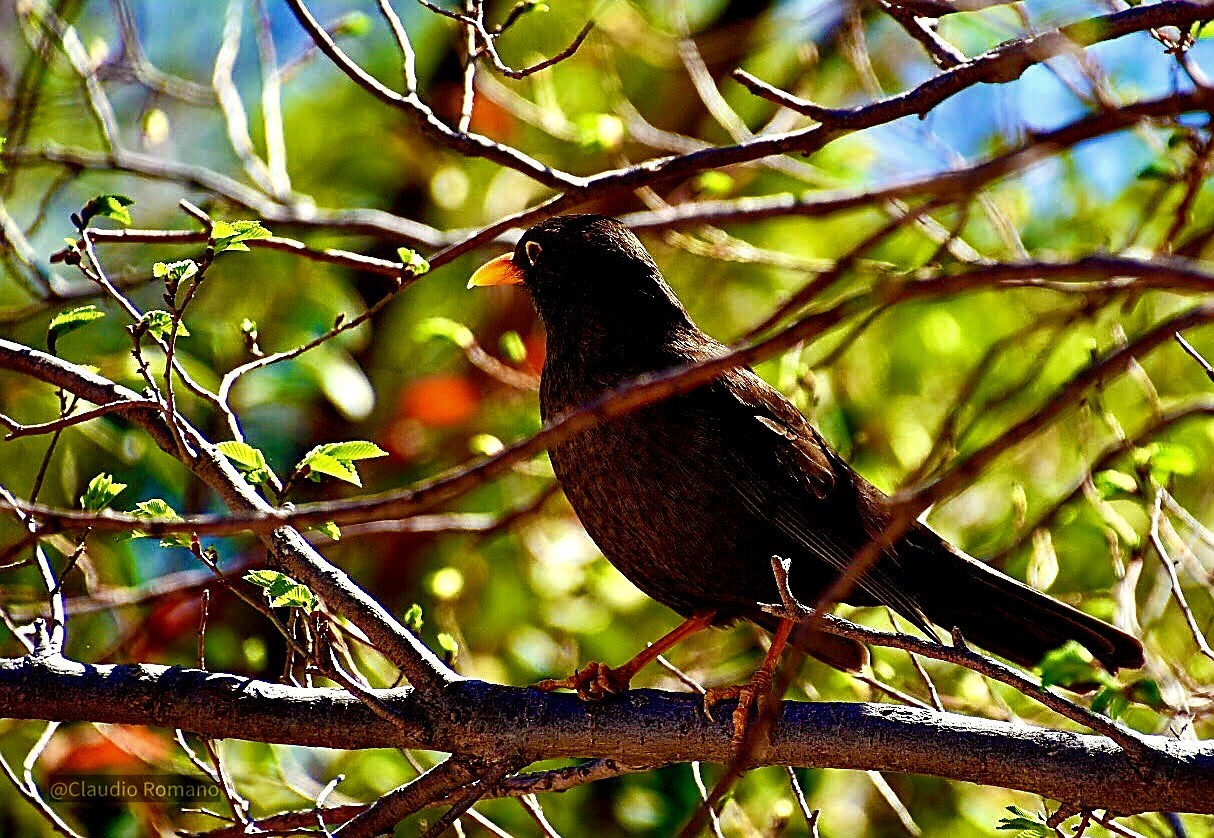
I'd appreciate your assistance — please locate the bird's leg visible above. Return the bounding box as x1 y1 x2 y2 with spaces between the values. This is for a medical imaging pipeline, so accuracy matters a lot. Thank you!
703 617 794 747
533 612 715 700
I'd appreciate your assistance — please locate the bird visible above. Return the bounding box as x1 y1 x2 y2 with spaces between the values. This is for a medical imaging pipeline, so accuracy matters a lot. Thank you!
469 214 1144 733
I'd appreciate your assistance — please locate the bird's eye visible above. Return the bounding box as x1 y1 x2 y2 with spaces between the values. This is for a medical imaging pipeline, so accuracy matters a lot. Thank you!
524 240 543 266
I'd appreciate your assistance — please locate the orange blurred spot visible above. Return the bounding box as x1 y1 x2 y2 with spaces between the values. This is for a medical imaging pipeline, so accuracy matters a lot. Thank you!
128 595 199 658
521 333 546 377
398 374 480 427
48 726 168 772
470 96 514 139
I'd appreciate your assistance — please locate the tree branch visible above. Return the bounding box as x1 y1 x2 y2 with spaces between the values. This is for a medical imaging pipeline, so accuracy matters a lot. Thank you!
0 656 1210 816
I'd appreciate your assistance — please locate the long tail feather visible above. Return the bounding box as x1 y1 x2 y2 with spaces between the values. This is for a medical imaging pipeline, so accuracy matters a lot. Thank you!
904 541 1143 672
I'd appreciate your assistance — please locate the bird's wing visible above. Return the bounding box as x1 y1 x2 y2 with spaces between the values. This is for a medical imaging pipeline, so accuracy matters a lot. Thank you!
721 368 933 631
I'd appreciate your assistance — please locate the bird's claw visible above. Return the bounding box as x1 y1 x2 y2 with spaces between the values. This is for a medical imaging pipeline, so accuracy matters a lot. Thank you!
702 670 776 748
533 661 632 701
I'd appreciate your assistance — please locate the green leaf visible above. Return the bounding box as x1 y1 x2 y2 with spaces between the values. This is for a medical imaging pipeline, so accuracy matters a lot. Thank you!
130 498 192 548
152 259 199 283
245 569 291 592
210 220 272 255
245 570 317 612
499 330 527 363
403 603 424 634
316 440 388 461
312 521 342 542
396 247 431 276
301 451 361 486
80 194 134 227
217 441 267 471
415 316 474 349
437 632 458 660
132 498 178 518
140 310 189 341
217 441 275 486
1091 685 1130 720
300 439 387 483
48 305 106 353
1126 678 1165 709
996 806 1052 836
1094 469 1138 499
270 584 318 612
1037 640 1111 691
80 473 126 512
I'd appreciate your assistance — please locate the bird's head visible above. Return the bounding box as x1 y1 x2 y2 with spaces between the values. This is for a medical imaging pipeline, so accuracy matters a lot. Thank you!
468 215 693 349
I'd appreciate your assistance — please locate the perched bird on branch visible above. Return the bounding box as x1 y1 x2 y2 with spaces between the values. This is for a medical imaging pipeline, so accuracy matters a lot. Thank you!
470 215 1143 735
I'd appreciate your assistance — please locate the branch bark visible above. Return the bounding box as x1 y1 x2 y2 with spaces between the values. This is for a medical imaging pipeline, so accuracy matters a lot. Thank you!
1 656 1210 816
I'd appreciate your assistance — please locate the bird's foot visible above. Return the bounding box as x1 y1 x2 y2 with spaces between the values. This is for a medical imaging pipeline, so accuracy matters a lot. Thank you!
533 661 632 701
702 668 776 748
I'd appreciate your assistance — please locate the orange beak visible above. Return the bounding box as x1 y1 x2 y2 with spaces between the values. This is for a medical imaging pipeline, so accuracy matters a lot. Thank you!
467 253 525 288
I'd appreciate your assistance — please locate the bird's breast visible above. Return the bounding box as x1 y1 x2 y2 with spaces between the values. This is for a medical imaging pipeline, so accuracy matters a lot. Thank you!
542 390 783 618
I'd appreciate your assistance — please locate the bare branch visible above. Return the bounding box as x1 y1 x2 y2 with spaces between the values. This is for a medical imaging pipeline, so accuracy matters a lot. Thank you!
2 658 1212 815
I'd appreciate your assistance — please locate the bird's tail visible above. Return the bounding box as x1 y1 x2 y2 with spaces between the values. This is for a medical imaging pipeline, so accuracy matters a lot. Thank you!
905 540 1143 673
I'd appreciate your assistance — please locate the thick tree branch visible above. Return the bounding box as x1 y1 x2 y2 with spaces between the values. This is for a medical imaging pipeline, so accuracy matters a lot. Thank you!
0 656 1210 816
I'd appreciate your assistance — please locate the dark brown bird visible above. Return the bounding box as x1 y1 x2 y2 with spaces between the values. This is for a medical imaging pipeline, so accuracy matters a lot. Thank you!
470 215 1143 715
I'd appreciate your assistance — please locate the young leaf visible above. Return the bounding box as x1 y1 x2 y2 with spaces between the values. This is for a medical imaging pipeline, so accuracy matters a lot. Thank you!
210 220 272 255
217 441 267 471
80 473 127 512
996 806 1052 836
312 521 342 542
301 452 361 486
271 584 318 612
403 603 424 634
244 570 317 612
396 247 431 276
130 498 192 548
315 441 388 461
80 194 134 227
437 632 458 661
48 305 106 353
217 441 275 486
245 569 292 592
139 310 189 341
297 441 387 487
152 259 199 284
